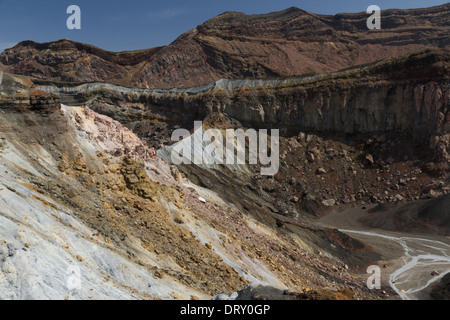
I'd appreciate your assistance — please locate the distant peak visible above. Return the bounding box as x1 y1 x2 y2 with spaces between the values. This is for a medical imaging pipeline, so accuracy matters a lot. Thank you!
202 6 309 26
15 40 39 47
218 11 245 17
282 7 304 14
263 6 310 19
13 39 78 50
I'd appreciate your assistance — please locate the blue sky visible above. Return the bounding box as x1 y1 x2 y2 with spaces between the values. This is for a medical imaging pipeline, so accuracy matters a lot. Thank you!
0 0 447 52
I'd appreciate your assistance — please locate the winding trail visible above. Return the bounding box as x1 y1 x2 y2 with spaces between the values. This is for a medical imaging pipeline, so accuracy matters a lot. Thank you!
340 229 450 300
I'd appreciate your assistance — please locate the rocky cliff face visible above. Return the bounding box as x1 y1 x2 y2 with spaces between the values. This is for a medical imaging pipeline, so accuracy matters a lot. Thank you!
0 71 60 112
1 4 449 89
35 48 450 152
184 48 449 143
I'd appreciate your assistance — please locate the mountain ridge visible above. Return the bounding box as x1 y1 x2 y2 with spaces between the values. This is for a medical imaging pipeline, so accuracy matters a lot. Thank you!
1 4 449 89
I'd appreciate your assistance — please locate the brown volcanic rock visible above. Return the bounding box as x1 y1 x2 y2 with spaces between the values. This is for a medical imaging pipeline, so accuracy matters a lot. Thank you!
0 4 449 89
0 40 161 86
431 273 450 300
0 71 60 112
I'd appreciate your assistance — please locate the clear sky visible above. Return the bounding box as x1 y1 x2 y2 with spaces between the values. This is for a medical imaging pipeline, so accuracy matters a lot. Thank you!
0 0 447 52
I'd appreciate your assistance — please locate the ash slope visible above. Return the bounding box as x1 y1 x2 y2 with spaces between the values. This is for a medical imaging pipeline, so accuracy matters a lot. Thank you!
359 194 450 236
0 4 449 89
0 72 382 300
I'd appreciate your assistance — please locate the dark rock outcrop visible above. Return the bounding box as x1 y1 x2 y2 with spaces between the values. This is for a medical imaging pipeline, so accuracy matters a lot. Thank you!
430 273 450 300
215 284 357 300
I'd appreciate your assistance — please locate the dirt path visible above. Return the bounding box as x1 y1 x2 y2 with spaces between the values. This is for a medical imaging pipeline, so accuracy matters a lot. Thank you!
319 205 450 300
